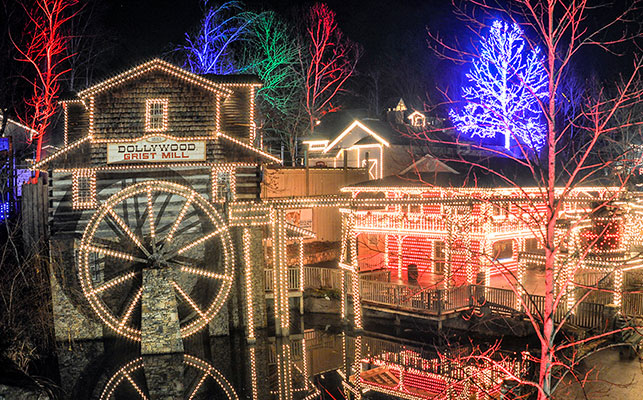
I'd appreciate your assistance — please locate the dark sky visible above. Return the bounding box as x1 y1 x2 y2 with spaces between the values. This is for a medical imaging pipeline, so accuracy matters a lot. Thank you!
103 0 452 69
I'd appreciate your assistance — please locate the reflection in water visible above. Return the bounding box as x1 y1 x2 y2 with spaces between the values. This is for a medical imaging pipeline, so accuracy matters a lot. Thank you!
99 355 238 400
57 322 526 399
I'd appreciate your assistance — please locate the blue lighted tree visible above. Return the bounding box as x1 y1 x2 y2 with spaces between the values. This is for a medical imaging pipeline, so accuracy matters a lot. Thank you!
177 1 256 75
449 21 548 152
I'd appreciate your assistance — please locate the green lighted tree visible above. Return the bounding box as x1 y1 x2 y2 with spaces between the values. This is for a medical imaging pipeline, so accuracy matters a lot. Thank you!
241 11 306 162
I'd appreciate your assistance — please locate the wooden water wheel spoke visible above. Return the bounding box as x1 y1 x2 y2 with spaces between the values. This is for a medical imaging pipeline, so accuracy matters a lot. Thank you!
84 244 148 264
178 265 231 281
106 209 150 257
91 271 138 295
146 186 157 250
171 280 207 319
164 225 228 258
165 193 195 243
187 372 208 400
118 286 144 330
124 372 149 400
100 355 238 400
79 180 234 341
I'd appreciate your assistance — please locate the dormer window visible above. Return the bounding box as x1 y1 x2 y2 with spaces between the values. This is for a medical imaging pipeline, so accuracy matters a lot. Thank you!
145 98 168 132
408 111 426 128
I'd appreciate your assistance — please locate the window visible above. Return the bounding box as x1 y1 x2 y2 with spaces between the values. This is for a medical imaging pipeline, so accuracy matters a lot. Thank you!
72 170 96 209
213 170 235 202
492 239 514 261
145 98 169 132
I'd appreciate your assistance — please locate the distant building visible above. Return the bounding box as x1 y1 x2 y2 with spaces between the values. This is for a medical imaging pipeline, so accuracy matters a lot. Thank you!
302 101 456 180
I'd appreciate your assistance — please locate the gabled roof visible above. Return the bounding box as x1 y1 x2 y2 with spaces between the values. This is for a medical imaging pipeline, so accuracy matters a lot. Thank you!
323 119 392 153
77 59 233 99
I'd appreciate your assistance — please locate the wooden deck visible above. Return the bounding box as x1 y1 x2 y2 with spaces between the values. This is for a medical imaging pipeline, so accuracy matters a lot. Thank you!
359 280 610 330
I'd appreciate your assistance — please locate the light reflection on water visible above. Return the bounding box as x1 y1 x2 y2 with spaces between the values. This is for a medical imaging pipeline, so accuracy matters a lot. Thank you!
56 317 527 399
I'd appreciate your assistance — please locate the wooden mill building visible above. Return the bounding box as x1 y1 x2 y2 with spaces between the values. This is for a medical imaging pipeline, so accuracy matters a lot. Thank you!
35 59 277 347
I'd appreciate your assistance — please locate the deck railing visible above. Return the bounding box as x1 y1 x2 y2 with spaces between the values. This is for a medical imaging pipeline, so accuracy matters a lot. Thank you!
264 266 353 293
359 280 607 329
623 292 643 316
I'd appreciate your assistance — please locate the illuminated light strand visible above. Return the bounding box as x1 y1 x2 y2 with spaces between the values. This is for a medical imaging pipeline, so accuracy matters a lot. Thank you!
72 169 98 209
323 120 391 154
118 287 143 331
185 355 240 400
91 272 137 295
99 358 142 400
217 132 282 163
106 208 148 256
63 103 68 146
181 266 231 280
54 162 256 174
172 281 207 319
215 95 221 132
144 98 169 132
188 372 208 400
166 193 194 242
88 96 95 138
249 347 259 400
350 214 363 329
176 225 227 255
146 187 156 241
33 136 90 169
243 228 255 339
83 245 141 262
77 59 232 99
249 86 256 144
93 134 217 143
78 180 234 341
123 372 149 400
299 238 305 293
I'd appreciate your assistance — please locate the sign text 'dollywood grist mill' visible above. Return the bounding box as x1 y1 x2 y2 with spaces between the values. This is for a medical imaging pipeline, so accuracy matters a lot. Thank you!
107 135 206 163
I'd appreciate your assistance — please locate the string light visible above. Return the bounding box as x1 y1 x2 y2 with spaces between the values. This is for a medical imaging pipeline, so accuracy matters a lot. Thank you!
78 180 234 341
77 58 232 99
100 355 238 400
243 228 255 339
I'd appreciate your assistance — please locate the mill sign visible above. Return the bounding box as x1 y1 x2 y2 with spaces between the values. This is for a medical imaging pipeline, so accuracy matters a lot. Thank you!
107 135 206 163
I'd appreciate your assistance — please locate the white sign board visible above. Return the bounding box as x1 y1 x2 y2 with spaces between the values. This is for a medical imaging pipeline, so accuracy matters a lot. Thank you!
107 136 206 164
285 208 313 231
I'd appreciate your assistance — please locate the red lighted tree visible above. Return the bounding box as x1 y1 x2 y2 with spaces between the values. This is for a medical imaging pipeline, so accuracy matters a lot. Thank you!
303 3 361 133
421 1 643 399
13 0 78 180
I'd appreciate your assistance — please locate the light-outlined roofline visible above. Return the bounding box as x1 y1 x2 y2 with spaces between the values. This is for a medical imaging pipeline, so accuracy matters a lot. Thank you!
323 120 390 154
1 114 39 138
32 131 283 169
77 59 233 99
407 110 426 120
218 132 282 164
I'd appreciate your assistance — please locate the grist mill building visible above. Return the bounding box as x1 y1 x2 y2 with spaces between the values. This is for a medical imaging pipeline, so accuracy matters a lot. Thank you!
34 59 276 352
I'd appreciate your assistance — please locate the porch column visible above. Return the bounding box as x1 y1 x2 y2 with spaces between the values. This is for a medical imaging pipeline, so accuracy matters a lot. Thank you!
614 267 624 308
464 204 474 284
444 206 454 290
348 213 363 330
272 208 289 336
397 235 403 280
